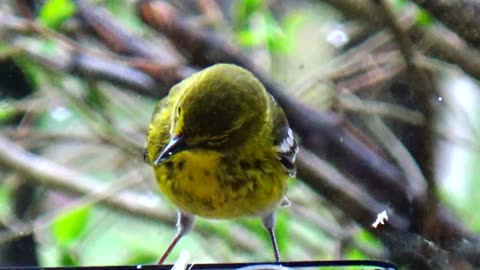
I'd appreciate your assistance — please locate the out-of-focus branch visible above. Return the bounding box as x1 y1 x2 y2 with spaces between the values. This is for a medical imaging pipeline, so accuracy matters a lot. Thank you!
72 52 162 96
75 0 194 86
297 148 447 269
0 135 261 253
0 12 184 97
296 148 408 231
9 36 160 97
373 0 436 187
412 0 480 50
0 135 171 222
76 0 176 62
322 0 480 81
325 1 480 267
337 96 425 125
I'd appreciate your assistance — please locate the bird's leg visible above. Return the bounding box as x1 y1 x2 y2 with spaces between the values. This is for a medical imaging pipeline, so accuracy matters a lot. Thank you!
262 212 280 262
157 211 195 264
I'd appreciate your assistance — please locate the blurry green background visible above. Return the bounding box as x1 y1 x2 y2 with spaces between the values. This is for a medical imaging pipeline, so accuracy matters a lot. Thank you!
0 0 479 268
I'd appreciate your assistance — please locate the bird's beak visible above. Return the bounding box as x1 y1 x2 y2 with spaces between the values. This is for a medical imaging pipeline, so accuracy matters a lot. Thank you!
154 134 186 166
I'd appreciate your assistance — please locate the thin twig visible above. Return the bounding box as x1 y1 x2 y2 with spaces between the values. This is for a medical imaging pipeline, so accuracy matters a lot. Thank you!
337 94 425 125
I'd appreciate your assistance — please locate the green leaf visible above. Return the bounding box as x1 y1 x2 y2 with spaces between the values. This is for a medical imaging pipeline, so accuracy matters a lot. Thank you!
52 206 91 247
39 0 77 29
283 13 307 38
392 0 408 9
264 13 290 53
13 53 47 90
355 230 383 249
0 183 11 221
59 249 78 266
125 252 158 265
236 29 264 47
234 0 265 24
416 9 434 26
85 82 108 111
345 246 366 260
0 100 20 123
243 0 264 14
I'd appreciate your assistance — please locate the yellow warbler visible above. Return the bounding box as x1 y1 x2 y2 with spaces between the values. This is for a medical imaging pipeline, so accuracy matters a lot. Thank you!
144 63 297 263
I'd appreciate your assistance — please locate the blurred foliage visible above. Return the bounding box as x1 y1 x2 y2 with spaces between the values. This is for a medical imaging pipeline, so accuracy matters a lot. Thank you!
52 206 91 247
39 0 76 29
0 101 18 123
415 9 433 26
233 0 306 53
51 206 91 266
392 0 433 26
0 182 11 221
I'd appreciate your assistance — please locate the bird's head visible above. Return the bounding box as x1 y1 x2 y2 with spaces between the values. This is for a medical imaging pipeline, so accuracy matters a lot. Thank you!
154 64 268 165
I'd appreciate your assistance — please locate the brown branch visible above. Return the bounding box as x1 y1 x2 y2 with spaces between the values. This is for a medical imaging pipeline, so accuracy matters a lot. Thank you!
324 0 480 267
296 148 409 231
412 0 480 50
0 12 187 97
71 52 163 97
368 5 480 268
76 0 173 62
75 0 193 86
322 0 480 81
0 136 171 222
8 36 160 96
373 0 437 206
337 96 425 125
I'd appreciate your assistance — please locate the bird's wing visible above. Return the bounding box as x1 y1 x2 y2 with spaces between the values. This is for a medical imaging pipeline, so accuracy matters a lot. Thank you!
270 96 298 176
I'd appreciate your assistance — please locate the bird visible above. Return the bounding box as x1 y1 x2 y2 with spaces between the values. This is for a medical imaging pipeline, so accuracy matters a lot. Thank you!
144 63 298 264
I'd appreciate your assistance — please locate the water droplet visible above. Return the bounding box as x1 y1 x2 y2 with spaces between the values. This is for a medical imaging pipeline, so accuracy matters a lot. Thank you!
50 107 71 122
327 25 350 48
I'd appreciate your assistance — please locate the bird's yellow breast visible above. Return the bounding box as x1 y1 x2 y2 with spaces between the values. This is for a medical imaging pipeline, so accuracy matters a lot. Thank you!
153 149 288 219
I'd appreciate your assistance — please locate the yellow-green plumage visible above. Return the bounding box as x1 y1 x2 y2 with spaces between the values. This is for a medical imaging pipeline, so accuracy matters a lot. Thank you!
145 63 297 263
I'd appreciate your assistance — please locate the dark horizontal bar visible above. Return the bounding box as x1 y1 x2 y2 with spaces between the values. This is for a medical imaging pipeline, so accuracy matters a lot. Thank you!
1 260 397 270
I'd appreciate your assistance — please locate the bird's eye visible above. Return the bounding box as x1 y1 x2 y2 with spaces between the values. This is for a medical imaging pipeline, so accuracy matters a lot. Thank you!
207 135 229 145
177 106 181 115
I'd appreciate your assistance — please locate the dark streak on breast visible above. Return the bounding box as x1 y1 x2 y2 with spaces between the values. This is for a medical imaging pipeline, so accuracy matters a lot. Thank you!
239 160 251 170
176 159 185 171
164 161 174 180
